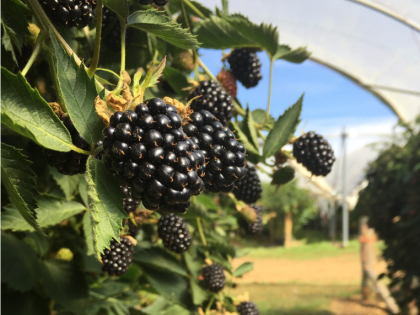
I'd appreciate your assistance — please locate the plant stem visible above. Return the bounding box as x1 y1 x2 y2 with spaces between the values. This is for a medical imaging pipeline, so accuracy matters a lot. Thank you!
97 68 121 80
87 0 103 77
113 17 127 94
196 217 207 247
183 0 206 19
258 129 266 140
205 295 216 315
180 0 191 30
21 31 45 76
263 59 275 126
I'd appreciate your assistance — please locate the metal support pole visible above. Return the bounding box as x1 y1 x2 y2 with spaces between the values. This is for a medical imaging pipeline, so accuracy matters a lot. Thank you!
342 127 349 247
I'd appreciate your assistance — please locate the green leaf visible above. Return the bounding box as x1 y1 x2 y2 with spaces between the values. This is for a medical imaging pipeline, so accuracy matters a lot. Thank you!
252 109 274 130
134 247 188 277
244 106 259 151
163 65 190 98
271 166 295 186
40 260 88 314
1 232 41 292
190 279 208 305
50 167 83 200
1 205 32 231
274 44 311 63
103 0 129 18
136 297 167 315
263 94 304 158
1 68 74 151
1 143 42 233
84 157 128 258
230 121 259 155
171 0 213 18
232 262 253 277
183 251 202 279
127 9 200 49
50 31 103 144
207 239 236 258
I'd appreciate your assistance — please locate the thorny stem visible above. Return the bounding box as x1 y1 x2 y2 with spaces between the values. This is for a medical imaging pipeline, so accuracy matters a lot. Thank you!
196 217 207 247
205 295 216 315
87 0 103 77
113 18 127 94
21 31 45 76
263 59 275 126
183 0 206 19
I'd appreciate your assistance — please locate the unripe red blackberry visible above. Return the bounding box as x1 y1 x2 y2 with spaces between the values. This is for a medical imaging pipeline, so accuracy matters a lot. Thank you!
157 214 191 253
233 165 262 204
227 49 262 88
39 0 96 29
217 70 237 98
45 117 89 175
171 51 194 73
202 263 225 292
188 80 233 126
239 204 263 235
101 6 133 51
101 237 134 276
102 98 205 213
237 301 260 315
183 110 247 193
293 131 335 176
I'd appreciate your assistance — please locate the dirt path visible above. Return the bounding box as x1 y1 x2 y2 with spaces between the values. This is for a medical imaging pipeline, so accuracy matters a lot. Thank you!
330 295 388 315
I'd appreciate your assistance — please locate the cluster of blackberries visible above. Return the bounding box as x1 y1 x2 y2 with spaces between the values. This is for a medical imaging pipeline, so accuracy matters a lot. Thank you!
157 214 191 253
228 49 262 88
138 0 168 6
293 131 335 176
102 98 205 213
39 0 96 29
240 204 263 235
45 117 89 175
101 238 134 276
233 165 262 204
237 301 260 315
202 263 225 292
182 110 247 193
188 80 233 126
101 6 133 50
217 70 238 98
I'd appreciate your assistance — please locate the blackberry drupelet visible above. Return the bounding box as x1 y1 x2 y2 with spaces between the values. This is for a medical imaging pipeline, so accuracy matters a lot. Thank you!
39 0 96 29
217 70 237 98
239 204 263 235
188 80 233 126
101 6 133 51
237 301 260 315
157 214 191 253
293 131 335 176
128 221 139 237
45 117 89 175
202 263 225 292
102 98 205 213
227 49 262 88
121 184 141 213
233 165 262 204
182 110 247 193
101 237 134 276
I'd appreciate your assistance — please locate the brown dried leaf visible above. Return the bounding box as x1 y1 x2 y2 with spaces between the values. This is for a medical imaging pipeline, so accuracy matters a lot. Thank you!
49 102 65 119
95 96 112 126
106 93 126 112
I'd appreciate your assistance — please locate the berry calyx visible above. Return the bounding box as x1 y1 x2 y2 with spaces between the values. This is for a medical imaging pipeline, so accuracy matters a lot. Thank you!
202 263 225 292
158 214 191 253
233 165 262 204
227 49 262 88
101 237 134 276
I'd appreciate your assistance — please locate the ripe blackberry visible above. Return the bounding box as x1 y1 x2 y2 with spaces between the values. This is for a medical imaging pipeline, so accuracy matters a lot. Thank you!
239 204 263 235
233 165 262 204
227 49 262 88
39 0 96 29
121 183 141 213
217 70 237 98
293 131 335 176
101 237 134 276
102 98 205 213
138 0 168 6
127 221 139 237
157 214 191 253
237 301 260 315
202 263 225 292
182 110 247 193
188 80 233 126
101 6 133 51
45 117 89 175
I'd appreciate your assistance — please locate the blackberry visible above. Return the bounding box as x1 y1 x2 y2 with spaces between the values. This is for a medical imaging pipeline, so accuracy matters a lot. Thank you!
239 204 263 235
45 117 89 175
217 70 237 98
138 0 168 6
121 183 141 213
171 51 194 73
157 214 191 253
188 80 233 126
202 263 225 292
293 131 335 176
39 0 96 29
233 165 262 204
237 301 260 315
101 237 134 276
182 110 247 193
227 49 262 88
101 6 133 51
102 98 205 213
128 221 139 237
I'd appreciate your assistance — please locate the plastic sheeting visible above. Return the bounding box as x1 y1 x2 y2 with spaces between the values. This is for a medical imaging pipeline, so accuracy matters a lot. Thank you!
205 0 420 122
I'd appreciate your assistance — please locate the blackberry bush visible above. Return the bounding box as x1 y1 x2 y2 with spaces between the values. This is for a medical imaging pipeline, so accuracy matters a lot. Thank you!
233 165 262 204
293 131 335 176
188 80 233 126
182 110 247 193
202 263 225 292
39 0 96 29
101 238 134 276
102 98 205 213
227 48 262 88
45 117 89 175
217 70 237 98
239 204 263 235
157 214 191 253
237 301 260 315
